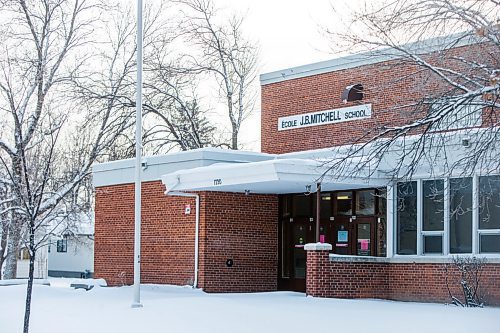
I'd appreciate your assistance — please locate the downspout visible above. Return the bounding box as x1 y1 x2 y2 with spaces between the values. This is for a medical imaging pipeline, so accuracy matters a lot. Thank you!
165 180 200 289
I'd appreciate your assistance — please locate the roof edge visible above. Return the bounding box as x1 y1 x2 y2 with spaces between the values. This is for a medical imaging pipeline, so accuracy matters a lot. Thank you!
260 33 481 86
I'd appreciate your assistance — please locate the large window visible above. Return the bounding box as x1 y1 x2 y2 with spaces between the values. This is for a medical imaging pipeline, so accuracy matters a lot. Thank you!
395 175 500 257
479 176 500 253
423 180 444 254
397 182 417 255
450 178 472 253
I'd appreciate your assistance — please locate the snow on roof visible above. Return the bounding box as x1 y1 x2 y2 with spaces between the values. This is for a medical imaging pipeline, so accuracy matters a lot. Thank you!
162 158 386 194
92 147 275 187
49 212 94 237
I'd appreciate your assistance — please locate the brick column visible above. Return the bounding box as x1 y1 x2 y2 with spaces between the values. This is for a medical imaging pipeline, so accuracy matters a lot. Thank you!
304 243 332 297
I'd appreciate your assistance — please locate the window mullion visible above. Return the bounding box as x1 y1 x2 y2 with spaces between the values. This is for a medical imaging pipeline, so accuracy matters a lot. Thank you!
417 179 423 256
444 178 450 255
386 183 395 258
472 174 479 254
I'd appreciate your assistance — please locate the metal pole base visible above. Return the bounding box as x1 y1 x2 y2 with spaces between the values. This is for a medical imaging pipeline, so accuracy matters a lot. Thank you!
131 302 143 308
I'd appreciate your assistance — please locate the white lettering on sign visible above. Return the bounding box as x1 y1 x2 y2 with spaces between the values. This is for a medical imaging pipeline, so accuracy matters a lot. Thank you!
277 104 372 131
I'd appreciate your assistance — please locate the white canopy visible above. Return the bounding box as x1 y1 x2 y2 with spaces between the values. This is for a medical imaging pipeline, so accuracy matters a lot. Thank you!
161 158 387 194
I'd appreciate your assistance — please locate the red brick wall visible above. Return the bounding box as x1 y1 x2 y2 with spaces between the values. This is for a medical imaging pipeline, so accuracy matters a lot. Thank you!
199 192 278 293
261 43 496 154
306 251 500 305
94 181 197 286
95 182 279 292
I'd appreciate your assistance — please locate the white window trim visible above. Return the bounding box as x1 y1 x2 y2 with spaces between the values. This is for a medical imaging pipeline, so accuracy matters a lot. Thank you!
416 179 423 255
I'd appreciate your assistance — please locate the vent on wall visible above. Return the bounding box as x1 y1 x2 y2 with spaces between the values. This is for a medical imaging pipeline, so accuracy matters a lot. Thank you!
341 83 363 103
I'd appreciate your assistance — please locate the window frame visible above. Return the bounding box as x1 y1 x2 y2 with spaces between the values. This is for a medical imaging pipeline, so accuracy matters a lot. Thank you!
56 239 68 253
394 174 500 258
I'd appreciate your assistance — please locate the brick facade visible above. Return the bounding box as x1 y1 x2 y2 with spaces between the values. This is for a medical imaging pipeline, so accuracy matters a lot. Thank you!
261 43 496 154
306 248 500 305
94 181 278 292
199 192 278 292
95 181 197 286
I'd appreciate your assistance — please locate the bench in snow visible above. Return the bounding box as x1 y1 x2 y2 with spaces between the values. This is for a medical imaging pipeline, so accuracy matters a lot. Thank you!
70 283 94 291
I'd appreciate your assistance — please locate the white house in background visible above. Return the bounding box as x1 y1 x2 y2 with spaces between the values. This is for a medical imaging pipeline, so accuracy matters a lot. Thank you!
16 245 48 279
48 216 94 278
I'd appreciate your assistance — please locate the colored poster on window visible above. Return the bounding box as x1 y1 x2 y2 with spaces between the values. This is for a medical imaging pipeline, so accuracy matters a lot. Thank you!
338 231 348 242
319 235 325 243
360 239 369 251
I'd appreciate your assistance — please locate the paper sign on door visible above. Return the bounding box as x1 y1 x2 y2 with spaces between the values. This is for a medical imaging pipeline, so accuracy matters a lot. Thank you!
360 239 369 251
319 235 325 243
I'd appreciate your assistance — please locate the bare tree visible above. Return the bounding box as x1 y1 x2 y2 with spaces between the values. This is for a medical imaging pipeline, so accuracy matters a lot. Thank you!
77 2 219 156
143 57 217 153
178 0 258 150
0 164 12 278
445 256 487 307
321 0 499 181
0 1 134 332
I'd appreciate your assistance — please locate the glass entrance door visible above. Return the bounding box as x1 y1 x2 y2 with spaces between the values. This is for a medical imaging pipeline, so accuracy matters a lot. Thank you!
353 218 375 256
333 217 351 255
291 218 311 278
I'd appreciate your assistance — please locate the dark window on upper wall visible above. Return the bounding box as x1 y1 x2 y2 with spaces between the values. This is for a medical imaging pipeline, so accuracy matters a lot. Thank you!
57 239 68 253
450 178 473 253
356 190 375 215
336 192 352 216
281 195 292 218
292 194 311 217
397 182 417 255
312 193 333 218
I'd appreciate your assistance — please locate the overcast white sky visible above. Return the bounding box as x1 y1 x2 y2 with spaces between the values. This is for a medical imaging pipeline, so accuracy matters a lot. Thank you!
213 0 337 73
131 0 364 151
206 0 363 150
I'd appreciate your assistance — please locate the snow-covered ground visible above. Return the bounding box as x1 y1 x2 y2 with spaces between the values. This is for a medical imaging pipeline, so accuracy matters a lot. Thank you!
1 279 499 333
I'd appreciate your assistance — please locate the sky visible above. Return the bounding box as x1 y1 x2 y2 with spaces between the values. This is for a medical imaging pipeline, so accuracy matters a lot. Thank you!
203 0 363 151
213 0 338 73
121 0 364 151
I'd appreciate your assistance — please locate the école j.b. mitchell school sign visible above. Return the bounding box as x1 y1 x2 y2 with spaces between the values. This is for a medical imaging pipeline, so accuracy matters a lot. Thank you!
278 104 372 131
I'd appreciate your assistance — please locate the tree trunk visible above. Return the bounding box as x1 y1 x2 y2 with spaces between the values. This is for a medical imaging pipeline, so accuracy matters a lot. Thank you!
23 229 36 333
3 225 21 279
231 129 238 150
0 220 8 279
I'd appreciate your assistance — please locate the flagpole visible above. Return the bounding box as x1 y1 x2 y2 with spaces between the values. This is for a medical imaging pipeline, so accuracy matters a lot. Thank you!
132 0 143 309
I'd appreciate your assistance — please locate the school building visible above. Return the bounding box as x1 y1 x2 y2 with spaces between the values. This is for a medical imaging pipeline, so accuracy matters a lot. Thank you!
92 35 500 304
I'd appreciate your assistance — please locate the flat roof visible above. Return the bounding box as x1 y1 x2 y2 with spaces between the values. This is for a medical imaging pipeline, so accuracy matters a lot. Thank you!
260 33 479 85
92 147 275 187
162 158 386 194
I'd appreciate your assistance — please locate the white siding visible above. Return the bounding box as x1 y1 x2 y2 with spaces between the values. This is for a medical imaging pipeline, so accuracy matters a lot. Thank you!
48 236 94 274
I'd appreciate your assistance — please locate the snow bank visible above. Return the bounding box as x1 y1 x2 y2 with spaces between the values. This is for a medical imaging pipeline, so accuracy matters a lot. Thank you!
0 279 50 286
0 281 498 333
